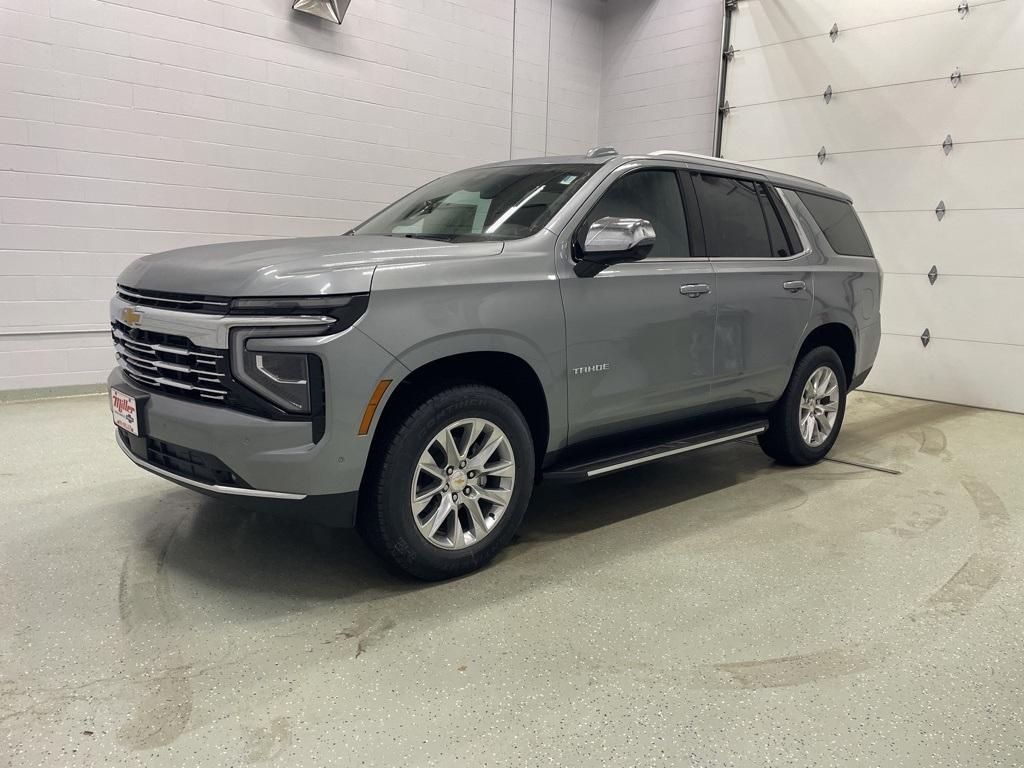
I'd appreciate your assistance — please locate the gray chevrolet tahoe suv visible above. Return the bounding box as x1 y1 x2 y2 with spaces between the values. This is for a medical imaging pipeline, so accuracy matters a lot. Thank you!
108 148 881 579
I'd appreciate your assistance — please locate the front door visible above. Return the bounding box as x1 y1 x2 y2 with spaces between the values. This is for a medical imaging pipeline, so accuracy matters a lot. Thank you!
687 171 814 407
558 166 717 444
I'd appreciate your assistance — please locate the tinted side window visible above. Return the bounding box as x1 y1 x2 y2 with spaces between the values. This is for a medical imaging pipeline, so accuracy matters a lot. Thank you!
582 170 689 259
795 191 874 257
691 173 771 259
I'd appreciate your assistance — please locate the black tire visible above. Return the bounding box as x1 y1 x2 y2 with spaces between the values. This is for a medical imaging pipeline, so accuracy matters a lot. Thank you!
758 346 847 466
357 384 535 580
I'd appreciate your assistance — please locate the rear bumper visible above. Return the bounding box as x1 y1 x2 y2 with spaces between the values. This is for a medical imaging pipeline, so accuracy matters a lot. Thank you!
854 319 881 389
850 366 873 390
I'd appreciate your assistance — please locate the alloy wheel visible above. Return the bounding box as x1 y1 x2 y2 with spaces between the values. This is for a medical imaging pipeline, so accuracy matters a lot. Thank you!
410 418 516 550
799 366 840 447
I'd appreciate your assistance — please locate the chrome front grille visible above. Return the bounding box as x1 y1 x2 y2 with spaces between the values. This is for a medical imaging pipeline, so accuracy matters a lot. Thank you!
116 285 230 314
111 321 229 402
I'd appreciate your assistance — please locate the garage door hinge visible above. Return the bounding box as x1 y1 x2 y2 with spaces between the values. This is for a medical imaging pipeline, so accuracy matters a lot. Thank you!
292 0 346 24
829 23 839 42
719 100 731 117
935 200 946 220
823 85 833 104
942 134 954 155
921 329 931 348
724 44 735 61
950 67 962 87
958 2 970 18
817 146 827 164
928 266 938 285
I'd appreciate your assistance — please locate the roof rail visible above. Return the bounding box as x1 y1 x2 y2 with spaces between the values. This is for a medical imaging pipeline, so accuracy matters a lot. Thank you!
650 149 768 174
586 146 618 158
647 149 831 191
649 149 717 161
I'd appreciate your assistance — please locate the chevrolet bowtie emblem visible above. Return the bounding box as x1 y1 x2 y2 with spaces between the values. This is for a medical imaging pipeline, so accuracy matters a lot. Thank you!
121 307 143 327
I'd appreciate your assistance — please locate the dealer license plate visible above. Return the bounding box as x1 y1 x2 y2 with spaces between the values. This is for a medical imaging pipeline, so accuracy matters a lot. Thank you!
110 388 141 436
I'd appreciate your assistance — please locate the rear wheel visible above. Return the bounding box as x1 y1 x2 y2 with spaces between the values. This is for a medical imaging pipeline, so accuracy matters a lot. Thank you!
358 384 535 580
758 346 847 466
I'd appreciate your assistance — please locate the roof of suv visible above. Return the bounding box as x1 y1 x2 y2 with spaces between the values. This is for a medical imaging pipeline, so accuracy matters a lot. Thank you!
481 148 851 203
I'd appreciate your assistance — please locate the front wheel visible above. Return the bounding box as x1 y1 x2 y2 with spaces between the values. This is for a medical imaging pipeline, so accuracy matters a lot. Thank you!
758 346 847 466
358 384 535 580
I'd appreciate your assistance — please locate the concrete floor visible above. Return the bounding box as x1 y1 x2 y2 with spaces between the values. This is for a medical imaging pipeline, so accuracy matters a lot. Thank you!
2 391 1023 767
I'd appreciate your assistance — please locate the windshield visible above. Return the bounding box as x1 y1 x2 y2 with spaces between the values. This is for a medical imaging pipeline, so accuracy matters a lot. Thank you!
352 164 597 242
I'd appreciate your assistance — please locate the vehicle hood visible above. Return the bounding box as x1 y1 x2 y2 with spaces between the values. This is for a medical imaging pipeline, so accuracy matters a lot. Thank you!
117 235 505 297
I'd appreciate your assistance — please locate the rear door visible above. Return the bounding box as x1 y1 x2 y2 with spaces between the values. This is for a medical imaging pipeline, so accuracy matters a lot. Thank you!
686 171 814 407
558 164 717 444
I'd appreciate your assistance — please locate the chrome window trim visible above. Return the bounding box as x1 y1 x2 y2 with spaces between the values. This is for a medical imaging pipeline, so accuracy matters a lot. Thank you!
626 257 713 264
110 295 332 350
115 430 307 500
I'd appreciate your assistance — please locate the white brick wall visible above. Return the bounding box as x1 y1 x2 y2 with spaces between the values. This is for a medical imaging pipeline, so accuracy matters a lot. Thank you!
544 0 603 155
600 0 723 155
511 0 553 159
0 0 720 390
511 0 603 159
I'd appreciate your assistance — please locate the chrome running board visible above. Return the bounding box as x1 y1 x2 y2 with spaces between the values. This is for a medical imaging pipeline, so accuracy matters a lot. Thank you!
545 420 768 482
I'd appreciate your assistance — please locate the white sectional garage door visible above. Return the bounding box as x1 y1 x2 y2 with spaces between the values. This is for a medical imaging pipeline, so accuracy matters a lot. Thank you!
721 0 1024 413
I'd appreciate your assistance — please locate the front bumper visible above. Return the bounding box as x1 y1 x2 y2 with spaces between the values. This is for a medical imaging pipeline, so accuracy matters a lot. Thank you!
106 287 411 525
108 325 406 528
115 428 304 500
109 369 360 525
115 428 358 525
109 367 321 492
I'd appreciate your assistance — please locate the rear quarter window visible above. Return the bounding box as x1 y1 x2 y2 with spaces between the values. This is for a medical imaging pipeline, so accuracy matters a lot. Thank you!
795 191 874 257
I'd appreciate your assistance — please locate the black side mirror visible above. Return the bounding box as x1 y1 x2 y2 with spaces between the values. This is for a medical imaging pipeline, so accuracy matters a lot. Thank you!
574 217 656 277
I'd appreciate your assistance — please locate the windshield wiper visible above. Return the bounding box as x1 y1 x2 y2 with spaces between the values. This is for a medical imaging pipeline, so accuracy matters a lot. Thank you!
401 233 462 242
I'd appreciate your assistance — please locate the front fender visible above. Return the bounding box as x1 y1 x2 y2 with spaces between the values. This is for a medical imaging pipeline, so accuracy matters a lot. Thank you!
367 329 567 457
356 260 569 454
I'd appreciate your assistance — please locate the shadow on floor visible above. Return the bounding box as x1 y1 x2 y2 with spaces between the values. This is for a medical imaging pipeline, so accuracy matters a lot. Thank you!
133 443 776 604
129 394 963 605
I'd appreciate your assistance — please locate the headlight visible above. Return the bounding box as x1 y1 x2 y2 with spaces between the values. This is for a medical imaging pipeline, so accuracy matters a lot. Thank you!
227 294 368 416
231 327 324 415
243 349 311 413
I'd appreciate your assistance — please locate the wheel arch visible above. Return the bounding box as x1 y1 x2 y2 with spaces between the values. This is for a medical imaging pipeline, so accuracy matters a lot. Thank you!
798 321 856 384
366 349 553 478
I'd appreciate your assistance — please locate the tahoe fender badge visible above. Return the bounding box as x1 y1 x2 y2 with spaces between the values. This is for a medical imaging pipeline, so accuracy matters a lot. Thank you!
573 363 610 375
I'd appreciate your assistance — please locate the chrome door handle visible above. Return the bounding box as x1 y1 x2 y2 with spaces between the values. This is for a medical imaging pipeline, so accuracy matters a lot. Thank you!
680 283 711 298
783 280 806 293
